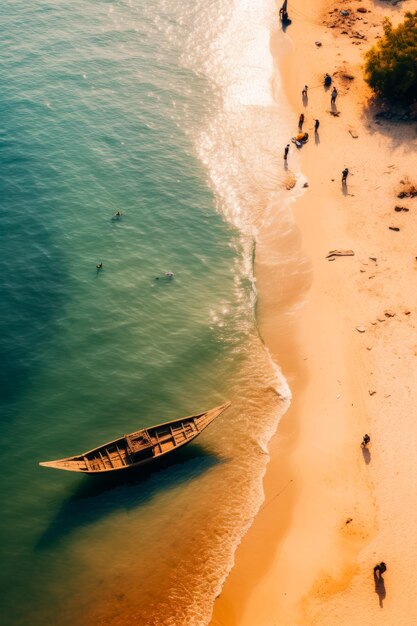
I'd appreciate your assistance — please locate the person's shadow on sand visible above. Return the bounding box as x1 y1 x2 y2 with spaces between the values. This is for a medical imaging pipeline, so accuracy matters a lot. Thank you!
362 446 371 464
314 131 320 146
374 570 386 607
302 93 308 107
342 180 348 196
331 101 338 114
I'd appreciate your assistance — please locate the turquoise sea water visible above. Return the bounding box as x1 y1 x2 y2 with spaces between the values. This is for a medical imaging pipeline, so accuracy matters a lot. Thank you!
0 1 294 624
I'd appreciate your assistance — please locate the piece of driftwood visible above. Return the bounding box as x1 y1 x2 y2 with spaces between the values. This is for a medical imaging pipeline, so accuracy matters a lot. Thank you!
389 226 400 231
326 249 355 259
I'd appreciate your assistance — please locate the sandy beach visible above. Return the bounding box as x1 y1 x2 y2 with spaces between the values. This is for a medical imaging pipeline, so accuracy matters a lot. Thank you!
210 0 417 624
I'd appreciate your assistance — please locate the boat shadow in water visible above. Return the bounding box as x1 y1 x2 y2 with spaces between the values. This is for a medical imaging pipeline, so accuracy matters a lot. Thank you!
36 444 220 550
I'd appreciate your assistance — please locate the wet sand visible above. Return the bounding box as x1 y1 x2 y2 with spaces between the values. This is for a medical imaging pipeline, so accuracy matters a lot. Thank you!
210 0 417 624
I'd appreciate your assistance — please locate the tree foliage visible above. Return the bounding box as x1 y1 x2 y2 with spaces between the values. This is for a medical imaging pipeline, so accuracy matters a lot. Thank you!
364 12 417 103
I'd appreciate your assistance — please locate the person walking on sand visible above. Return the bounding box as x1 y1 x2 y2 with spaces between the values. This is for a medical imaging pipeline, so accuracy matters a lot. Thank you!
331 87 338 104
298 113 304 131
361 433 370 448
302 85 308 98
314 119 320 132
284 144 290 160
342 167 349 184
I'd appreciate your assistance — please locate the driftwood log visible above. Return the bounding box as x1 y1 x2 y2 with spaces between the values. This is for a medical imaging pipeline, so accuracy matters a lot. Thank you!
326 249 355 259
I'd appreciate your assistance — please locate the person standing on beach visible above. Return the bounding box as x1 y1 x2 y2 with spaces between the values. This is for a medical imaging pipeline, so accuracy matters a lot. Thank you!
374 562 387 575
373 561 387 608
298 113 304 130
342 167 349 184
314 119 320 132
331 87 338 104
284 144 290 160
302 85 308 97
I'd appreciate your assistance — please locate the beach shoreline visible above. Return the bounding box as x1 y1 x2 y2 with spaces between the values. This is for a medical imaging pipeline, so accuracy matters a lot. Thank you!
210 0 417 624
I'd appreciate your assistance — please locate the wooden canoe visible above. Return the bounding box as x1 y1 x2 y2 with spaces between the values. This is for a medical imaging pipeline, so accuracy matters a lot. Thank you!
39 402 230 474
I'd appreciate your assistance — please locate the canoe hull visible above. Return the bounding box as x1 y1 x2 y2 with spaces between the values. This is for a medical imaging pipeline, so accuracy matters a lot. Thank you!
39 402 230 475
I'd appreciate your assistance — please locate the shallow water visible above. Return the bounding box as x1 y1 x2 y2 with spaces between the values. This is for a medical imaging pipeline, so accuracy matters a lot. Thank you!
0 1 295 624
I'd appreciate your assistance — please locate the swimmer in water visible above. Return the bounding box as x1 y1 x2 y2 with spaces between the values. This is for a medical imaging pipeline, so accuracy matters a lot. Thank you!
155 272 174 280
96 262 103 269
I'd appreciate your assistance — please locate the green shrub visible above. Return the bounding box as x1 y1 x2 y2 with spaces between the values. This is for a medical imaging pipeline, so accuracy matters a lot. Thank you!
364 12 417 103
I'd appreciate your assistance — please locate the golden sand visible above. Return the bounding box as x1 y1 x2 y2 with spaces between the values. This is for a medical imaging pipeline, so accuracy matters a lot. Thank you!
210 0 417 624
